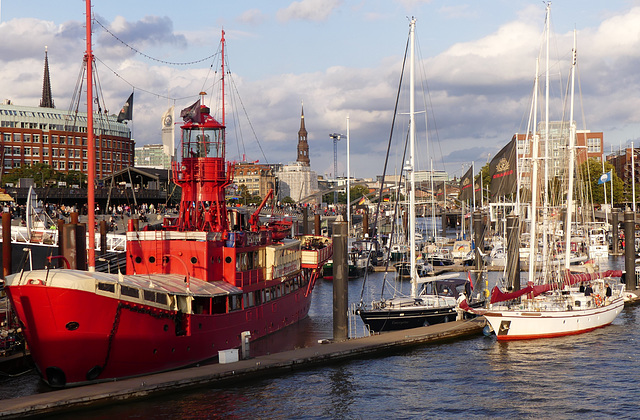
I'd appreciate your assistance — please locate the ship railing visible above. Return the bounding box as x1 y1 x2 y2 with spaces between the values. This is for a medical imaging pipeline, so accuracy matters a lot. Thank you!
349 302 371 339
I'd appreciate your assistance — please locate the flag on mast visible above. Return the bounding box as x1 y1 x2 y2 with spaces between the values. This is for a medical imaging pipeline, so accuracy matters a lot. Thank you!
598 171 612 184
116 93 133 122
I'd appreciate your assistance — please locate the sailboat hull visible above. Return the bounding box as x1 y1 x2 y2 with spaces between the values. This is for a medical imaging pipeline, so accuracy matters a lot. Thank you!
484 297 624 341
358 305 459 332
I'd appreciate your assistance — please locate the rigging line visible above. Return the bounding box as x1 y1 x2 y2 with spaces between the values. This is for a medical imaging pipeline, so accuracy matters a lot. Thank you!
359 30 410 304
93 18 219 66
228 72 268 164
415 35 445 173
93 56 194 102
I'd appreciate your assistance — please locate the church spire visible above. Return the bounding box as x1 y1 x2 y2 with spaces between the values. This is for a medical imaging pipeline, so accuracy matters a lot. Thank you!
40 46 54 108
296 102 310 165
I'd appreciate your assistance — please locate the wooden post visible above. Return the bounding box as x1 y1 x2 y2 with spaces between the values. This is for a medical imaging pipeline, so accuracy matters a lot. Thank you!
332 222 348 342
2 212 12 278
624 210 636 291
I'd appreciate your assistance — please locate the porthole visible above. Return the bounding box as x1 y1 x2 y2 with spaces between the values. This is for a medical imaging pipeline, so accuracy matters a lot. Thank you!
135 256 142 264
149 256 156 263
225 256 232 264
190 257 198 264
66 321 80 331
163 324 169 332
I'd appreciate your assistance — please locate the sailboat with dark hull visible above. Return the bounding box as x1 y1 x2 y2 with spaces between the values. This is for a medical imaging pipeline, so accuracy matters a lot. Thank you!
4 7 330 387
357 18 474 333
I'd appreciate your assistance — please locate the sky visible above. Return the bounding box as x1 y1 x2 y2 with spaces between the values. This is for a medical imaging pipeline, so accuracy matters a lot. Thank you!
1 0 640 181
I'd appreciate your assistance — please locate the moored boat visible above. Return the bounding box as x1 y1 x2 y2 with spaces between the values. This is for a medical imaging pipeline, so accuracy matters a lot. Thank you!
4 20 331 387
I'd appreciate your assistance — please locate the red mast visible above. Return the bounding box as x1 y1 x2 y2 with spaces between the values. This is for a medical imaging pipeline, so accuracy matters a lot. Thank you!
85 0 96 270
173 30 233 232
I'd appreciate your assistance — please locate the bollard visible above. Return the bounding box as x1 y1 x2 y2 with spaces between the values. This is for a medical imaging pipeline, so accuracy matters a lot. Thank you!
332 222 348 342
624 210 635 291
2 212 12 278
240 331 251 359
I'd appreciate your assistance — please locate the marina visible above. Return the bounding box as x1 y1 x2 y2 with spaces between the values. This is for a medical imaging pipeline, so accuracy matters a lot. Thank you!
3 2 640 419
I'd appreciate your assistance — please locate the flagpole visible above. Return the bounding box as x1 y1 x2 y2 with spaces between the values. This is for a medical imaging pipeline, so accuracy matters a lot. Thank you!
602 159 608 225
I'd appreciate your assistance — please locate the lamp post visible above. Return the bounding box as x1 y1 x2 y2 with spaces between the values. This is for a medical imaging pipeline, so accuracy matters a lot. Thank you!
329 133 343 206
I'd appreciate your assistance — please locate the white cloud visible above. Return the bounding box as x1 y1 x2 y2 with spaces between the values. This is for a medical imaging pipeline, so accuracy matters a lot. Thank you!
276 0 342 22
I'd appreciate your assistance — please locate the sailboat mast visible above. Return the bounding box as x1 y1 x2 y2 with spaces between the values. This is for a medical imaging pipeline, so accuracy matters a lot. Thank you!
542 3 550 279
528 57 540 285
564 30 577 270
409 17 417 298
85 0 96 271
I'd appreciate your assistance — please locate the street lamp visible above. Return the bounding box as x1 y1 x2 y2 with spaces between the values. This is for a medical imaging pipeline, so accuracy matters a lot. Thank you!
329 133 343 206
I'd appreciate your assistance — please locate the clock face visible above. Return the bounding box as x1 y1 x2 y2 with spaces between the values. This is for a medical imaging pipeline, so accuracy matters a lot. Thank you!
164 115 173 127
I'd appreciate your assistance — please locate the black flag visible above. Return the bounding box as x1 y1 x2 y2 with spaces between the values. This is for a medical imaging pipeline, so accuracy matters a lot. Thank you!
459 166 474 201
434 181 445 202
490 137 518 200
180 100 201 123
116 93 133 122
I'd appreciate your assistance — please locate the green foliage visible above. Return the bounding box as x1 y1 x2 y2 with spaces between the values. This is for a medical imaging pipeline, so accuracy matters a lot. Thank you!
2 163 61 187
579 158 622 204
282 196 295 204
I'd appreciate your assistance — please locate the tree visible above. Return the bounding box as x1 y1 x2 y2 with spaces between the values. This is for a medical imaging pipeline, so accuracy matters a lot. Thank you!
282 196 295 204
579 158 622 205
2 163 60 187
238 184 250 205
349 184 370 203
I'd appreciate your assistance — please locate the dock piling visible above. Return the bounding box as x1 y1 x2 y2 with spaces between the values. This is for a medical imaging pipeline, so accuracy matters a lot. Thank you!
624 210 635 290
332 221 348 342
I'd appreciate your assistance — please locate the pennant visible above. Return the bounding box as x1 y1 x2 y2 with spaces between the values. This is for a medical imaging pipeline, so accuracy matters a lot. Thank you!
116 93 133 122
161 106 175 157
489 137 518 200
358 196 366 205
598 171 612 184
467 270 474 290
180 100 201 123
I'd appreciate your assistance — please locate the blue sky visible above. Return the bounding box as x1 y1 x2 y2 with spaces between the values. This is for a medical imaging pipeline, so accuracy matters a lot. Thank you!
1 0 640 180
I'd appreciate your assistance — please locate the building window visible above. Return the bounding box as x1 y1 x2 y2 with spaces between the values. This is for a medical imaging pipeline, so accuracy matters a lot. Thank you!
587 137 601 153
33 134 39 143
43 135 48 144
51 135 58 144
13 133 20 142
33 148 40 156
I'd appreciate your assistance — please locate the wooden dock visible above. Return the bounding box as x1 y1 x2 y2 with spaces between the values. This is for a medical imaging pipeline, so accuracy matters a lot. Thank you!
0 318 485 419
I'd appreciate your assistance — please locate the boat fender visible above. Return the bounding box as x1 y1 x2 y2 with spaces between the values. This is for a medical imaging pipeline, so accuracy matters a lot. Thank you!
482 324 494 337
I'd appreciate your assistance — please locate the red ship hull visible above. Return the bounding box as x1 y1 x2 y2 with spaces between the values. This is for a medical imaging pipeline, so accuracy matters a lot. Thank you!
6 269 315 387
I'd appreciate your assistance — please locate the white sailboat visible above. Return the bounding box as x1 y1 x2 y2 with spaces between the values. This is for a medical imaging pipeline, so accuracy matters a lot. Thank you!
467 5 624 340
357 18 469 333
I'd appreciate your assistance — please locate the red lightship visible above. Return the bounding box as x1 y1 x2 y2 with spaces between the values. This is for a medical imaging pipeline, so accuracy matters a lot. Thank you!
4 25 330 387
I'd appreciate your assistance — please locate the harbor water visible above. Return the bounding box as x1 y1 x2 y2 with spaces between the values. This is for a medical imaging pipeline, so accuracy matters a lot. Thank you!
2 253 640 419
